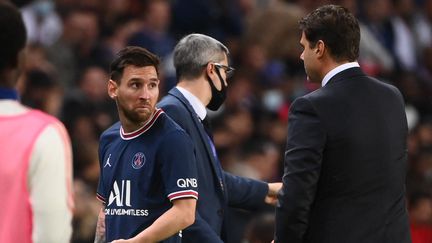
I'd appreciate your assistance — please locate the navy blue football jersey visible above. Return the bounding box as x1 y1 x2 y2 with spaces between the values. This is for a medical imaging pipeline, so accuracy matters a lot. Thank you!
96 109 198 242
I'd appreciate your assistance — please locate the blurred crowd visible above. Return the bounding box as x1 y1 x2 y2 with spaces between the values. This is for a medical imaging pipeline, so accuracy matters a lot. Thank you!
11 0 432 242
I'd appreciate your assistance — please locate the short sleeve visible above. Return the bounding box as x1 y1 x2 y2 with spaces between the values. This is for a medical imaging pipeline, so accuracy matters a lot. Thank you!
96 139 108 203
158 130 198 201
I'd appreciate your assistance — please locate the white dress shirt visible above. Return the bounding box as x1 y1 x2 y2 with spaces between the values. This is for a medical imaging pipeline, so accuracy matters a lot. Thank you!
176 86 207 121
322 62 360 87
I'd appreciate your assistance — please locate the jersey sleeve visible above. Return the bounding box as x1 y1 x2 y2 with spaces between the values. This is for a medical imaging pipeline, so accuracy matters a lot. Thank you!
96 136 108 204
158 130 198 201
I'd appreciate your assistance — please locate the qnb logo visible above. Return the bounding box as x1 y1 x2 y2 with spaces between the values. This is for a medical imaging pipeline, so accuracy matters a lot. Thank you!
108 180 131 207
177 178 198 188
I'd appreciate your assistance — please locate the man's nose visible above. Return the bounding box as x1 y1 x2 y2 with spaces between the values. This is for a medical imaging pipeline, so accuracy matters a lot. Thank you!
139 87 151 99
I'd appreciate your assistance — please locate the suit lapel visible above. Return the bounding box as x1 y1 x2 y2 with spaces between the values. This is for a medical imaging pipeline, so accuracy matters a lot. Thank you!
167 88 226 194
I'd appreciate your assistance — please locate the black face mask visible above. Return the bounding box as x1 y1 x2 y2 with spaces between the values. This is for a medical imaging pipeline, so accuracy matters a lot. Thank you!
206 68 227 111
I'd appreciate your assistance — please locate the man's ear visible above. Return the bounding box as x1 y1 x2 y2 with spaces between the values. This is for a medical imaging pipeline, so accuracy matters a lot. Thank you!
315 40 325 58
205 62 214 76
108 79 118 99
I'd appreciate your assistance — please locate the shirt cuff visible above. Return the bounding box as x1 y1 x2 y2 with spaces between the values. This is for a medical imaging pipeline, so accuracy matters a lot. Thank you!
96 193 106 203
167 190 198 201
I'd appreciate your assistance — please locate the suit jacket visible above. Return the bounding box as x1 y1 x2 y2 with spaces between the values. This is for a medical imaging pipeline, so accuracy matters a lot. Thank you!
158 88 268 243
275 67 411 243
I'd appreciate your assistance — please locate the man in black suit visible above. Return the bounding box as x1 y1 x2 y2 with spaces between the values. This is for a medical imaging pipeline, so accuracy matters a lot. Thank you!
274 5 411 243
158 33 281 243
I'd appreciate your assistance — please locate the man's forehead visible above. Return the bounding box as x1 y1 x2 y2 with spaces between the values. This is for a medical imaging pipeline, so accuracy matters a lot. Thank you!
123 66 159 80
125 65 157 74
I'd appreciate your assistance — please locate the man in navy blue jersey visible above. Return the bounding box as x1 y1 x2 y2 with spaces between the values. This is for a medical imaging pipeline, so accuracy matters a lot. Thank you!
94 46 198 243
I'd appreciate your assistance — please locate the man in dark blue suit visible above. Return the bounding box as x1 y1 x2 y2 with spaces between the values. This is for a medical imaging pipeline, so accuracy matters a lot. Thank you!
274 5 411 243
158 33 281 242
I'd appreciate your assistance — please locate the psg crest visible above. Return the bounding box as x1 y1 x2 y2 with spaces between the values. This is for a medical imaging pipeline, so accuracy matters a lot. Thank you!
131 152 146 169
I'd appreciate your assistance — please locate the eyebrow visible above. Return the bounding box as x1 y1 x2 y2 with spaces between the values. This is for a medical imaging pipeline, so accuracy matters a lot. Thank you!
149 78 160 83
128 77 160 82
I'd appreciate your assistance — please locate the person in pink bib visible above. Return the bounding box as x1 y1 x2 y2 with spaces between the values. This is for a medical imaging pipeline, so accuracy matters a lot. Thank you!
0 2 73 243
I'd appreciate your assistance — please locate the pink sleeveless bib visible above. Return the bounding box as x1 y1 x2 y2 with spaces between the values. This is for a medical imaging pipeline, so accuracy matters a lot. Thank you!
0 110 57 243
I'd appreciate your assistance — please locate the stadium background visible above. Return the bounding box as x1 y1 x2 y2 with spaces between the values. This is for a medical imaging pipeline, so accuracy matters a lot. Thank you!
10 0 432 242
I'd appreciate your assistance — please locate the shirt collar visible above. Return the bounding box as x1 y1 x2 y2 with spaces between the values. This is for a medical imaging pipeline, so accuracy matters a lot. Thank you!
176 86 207 120
321 62 360 87
0 88 19 100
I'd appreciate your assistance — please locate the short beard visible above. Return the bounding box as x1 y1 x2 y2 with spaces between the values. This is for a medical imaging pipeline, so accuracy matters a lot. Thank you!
118 102 154 127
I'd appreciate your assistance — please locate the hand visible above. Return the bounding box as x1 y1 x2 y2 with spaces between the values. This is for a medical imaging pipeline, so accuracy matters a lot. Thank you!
265 182 282 205
111 240 137 243
111 238 150 243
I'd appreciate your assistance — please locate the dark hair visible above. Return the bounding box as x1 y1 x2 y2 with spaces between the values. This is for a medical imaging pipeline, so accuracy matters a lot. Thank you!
0 1 27 71
299 5 360 62
109 46 160 83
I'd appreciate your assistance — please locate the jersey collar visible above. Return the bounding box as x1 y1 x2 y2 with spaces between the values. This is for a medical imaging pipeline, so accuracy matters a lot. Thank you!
120 108 163 140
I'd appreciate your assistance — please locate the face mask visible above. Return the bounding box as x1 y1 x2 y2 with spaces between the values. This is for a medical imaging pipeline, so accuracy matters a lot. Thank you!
206 68 227 111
